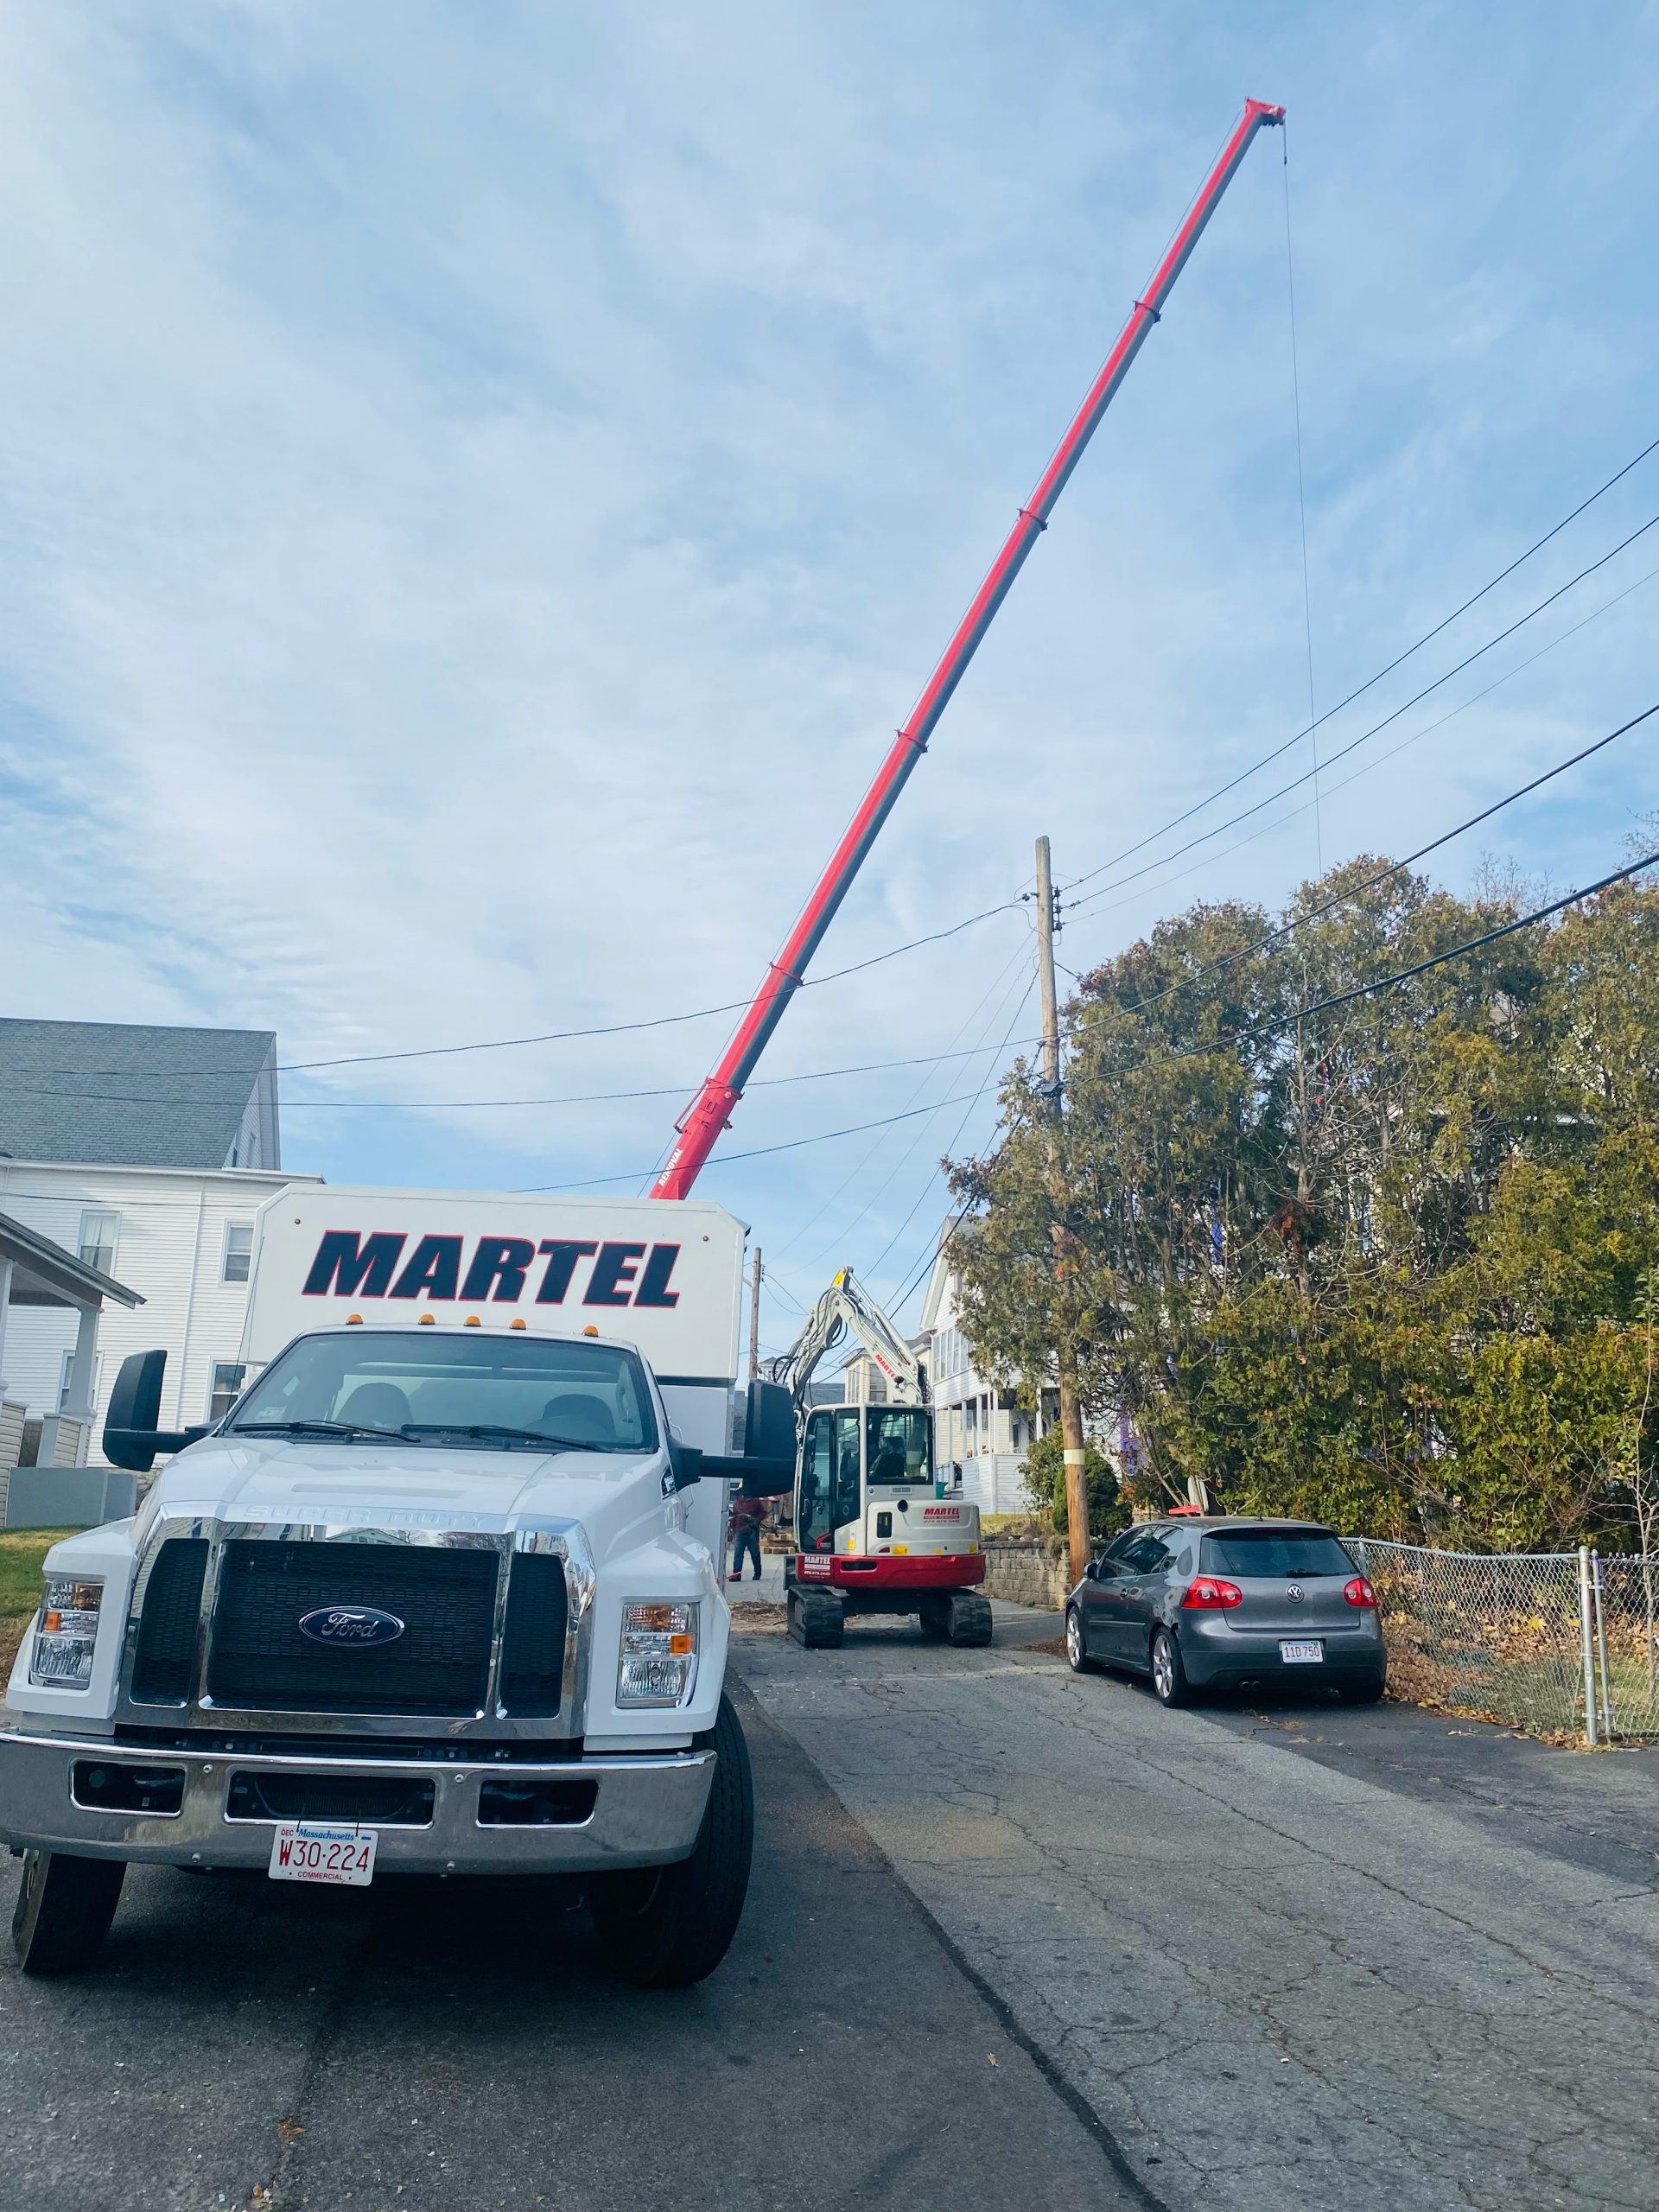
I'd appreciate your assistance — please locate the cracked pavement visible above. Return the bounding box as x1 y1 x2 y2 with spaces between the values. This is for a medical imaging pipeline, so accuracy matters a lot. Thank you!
733 1605 1659 2212
0 1674 1140 2212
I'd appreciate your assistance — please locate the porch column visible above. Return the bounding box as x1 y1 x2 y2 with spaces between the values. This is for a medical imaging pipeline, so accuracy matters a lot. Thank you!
65 1299 99 1422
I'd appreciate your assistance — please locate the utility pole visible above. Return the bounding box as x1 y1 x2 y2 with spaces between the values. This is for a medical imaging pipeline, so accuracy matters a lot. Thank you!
747 1248 763 1385
1034 836 1091 1590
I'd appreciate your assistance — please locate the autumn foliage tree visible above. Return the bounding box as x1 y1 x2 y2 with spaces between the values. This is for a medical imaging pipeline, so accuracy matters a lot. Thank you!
947 861 1659 1551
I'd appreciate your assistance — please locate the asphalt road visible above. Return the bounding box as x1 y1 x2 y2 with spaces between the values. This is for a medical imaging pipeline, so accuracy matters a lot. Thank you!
5 1605 1657 2211
0 1671 1135 2212
735 1605 1659 2212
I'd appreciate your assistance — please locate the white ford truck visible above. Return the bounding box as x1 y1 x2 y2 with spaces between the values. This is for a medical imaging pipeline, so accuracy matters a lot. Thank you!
3 1188 792 1984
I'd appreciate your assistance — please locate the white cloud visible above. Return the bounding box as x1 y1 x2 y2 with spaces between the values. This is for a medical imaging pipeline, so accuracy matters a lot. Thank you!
2 0 1656 1318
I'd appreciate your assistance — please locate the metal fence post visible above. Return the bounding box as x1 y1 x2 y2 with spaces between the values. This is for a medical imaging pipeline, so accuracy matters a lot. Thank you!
1578 1546 1599 1746
1592 1549 1615 1740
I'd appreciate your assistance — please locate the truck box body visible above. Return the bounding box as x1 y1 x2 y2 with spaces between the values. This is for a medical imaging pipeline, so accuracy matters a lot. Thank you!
241 1186 747 1567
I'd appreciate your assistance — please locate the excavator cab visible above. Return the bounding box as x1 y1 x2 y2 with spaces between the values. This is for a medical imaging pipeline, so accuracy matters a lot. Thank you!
797 1405 934 1550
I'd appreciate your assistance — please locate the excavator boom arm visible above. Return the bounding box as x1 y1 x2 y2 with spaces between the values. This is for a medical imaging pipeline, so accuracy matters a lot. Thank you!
766 1268 928 1419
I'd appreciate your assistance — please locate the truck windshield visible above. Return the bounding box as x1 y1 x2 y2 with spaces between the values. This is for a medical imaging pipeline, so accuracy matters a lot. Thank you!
866 1408 930 1484
227 1332 657 1452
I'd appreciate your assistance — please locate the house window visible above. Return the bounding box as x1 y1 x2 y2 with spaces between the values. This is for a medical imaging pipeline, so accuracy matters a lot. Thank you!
208 1363 247 1422
222 1222 254 1284
78 1210 120 1275
57 1351 75 1412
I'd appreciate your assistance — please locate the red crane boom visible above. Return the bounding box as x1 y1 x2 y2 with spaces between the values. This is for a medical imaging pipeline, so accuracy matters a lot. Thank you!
651 98 1284 1202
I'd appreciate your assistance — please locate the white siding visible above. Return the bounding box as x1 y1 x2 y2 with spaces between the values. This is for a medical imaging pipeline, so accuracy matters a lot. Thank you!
0 1162 319 1460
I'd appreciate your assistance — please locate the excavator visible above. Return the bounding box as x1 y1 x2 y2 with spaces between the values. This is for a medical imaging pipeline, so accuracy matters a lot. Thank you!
766 1269 993 1649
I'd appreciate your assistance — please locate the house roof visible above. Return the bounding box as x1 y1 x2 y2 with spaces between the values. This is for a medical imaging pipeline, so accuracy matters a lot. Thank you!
0 1018 275 1171
0 1208 143 1309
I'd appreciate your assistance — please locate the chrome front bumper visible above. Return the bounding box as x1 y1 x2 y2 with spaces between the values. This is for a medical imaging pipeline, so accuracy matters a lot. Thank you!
0 1732 714 1875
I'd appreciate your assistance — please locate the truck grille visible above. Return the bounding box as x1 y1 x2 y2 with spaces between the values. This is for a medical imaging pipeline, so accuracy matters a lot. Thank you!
499 1554 569 1715
131 1538 210 1704
206 1541 499 1717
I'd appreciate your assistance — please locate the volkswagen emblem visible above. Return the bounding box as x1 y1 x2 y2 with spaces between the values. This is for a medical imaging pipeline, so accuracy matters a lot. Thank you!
297 1605 405 1646
1286 1584 1305 1604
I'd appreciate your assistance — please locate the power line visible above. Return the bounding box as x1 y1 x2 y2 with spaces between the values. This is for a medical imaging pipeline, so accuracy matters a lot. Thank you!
1059 435 1659 898
28 694 1649 1122
864 977 1038 1293
765 923 1039 1268
20 444 1659 1096
1062 507 1659 915
1058 554 1659 951
1076 848 1658 1074
1101 699 1659 1021
12 900 1027 1084
881 845 1659 1319
510 1085 998 1192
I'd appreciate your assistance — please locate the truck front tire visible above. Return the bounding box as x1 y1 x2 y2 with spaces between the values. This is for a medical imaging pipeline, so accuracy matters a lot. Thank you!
591 1692 753 1987
11 1850 126 1977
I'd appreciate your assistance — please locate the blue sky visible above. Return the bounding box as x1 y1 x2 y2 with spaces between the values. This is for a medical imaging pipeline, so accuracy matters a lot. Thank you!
3 2 1657 1357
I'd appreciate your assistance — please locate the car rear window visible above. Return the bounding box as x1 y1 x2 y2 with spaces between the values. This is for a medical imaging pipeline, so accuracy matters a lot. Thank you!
1200 1529 1355 1577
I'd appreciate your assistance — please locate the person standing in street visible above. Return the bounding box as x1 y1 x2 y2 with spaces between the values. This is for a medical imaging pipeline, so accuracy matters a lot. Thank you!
728 1489 766 1582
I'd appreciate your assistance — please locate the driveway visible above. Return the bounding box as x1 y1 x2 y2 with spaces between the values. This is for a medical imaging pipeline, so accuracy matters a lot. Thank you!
734 1603 1659 2212
0 1669 1135 2212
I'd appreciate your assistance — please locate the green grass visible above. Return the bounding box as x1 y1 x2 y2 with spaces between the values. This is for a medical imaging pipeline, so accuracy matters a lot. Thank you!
0 1527 77 1679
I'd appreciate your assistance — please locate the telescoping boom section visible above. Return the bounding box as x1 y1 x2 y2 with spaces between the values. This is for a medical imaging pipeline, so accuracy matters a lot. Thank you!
768 1270 993 1651
651 99 1284 1201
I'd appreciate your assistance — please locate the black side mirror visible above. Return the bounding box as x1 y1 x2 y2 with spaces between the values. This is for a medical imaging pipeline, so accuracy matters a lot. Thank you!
664 1440 703 1493
700 1378 798 1497
744 1379 795 1464
103 1350 210 1471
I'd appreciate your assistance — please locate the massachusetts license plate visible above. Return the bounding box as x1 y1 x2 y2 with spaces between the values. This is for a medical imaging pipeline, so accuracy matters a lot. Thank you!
1279 1640 1325 1665
267 1822 377 1887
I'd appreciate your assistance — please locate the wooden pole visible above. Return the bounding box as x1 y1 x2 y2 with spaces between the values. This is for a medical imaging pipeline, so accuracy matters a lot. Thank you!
1035 836 1090 1588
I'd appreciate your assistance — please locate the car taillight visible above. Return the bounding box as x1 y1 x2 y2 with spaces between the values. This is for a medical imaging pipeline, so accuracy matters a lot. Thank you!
1182 1576 1243 1611
1344 1576 1376 1608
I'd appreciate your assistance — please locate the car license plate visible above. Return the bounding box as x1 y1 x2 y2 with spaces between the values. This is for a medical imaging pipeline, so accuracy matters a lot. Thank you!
267 1821 377 1887
1280 1640 1324 1665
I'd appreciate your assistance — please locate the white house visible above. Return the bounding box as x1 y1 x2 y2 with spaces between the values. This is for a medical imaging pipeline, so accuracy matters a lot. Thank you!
0 1018 316 1465
917 1223 1046 1516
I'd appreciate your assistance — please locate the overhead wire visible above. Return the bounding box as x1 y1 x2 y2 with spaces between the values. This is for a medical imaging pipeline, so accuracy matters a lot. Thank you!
1058 439 1659 899
763 924 1037 1268
878 842 1659 1320
1099 698 1659 1022
1061 506 1659 917
1059 555 1659 951
1075 848 1659 1071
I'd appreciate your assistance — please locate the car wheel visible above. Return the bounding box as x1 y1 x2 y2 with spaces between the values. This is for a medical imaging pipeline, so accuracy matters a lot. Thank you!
11 1851 126 1977
1338 1677 1386 1705
1150 1627 1191 1708
1065 1605 1097 1674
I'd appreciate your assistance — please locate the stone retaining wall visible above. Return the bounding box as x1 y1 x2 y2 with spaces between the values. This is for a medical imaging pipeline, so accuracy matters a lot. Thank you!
982 1541 1071 1611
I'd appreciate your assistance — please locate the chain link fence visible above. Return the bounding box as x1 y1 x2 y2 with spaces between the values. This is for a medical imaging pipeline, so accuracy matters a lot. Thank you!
1345 1536 1659 1740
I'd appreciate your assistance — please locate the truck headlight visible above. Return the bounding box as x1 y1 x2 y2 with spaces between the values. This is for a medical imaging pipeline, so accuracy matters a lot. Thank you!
617 1601 698 1708
29 1576 105 1691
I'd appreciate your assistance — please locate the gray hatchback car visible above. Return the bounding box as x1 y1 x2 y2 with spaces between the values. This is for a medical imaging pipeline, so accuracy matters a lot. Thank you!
1065 1516 1386 1707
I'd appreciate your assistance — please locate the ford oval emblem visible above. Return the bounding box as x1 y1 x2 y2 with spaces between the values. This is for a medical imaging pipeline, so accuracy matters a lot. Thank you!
297 1605 405 1647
